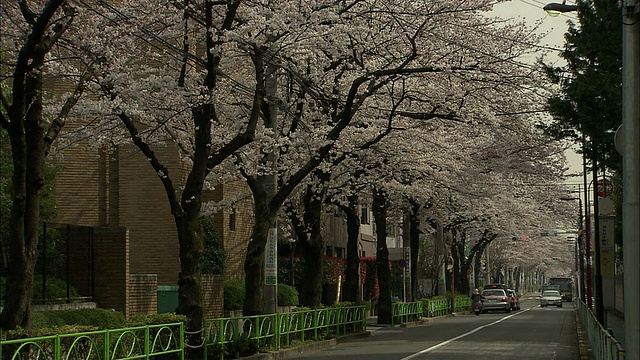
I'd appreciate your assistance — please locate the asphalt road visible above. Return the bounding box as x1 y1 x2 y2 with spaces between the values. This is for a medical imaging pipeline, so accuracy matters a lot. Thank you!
283 297 580 360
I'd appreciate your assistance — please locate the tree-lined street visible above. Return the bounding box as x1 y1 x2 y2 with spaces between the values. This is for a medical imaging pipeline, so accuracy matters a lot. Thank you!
284 297 582 360
1 0 635 358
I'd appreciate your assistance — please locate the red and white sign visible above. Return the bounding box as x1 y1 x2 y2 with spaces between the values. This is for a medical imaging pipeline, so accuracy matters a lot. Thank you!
597 179 614 198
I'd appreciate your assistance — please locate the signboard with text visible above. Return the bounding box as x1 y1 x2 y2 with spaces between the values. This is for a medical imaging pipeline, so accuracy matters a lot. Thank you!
265 228 278 285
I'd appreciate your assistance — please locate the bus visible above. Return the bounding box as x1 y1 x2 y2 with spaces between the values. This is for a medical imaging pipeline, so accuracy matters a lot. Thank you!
548 277 573 302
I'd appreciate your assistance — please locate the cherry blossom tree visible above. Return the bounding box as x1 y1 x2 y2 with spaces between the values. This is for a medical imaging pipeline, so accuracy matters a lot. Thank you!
57 1 268 349
231 0 527 315
0 0 95 331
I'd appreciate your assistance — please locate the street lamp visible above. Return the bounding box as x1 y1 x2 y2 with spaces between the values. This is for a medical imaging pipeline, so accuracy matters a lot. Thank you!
543 1 578 17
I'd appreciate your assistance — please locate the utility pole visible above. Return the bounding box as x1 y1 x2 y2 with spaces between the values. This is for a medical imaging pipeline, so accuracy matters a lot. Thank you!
592 157 604 325
263 54 279 314
622 1 639 358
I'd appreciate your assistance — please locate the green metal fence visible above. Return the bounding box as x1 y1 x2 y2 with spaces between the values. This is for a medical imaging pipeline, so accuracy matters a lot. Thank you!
421 297 472 318
423 298 450 317
1 298 468 360
577 299 625 360
390 297 472 326
391 302 423 326
0 322 184 360
203 305 366 359
453 297 472 312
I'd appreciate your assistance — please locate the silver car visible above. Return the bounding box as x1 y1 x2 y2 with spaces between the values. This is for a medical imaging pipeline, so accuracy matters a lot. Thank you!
540 290 563 307
481 289 511 313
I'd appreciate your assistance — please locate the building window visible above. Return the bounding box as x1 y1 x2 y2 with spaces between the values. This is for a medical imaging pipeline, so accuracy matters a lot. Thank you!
335 247 344 259
360 206 370 224
326 246 333 257
229 209 236 231
388 224 395 237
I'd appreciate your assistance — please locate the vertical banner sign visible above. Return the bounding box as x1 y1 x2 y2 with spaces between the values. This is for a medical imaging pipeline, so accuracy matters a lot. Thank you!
600 216 615 309
265 228 278 285
404 250 411 281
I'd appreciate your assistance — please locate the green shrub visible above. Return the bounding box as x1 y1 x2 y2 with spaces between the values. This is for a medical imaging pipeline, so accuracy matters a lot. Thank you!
224 280 245 311
332 301 357 308
25 276 82 304
2 325 98 341
224 333 261 359
277 284 299 306
32 308 126 330
127 313 188 327
200 216 226 275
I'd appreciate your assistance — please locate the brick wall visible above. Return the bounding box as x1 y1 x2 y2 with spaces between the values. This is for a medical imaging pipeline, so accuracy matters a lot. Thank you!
202 274 224 319
118 145 181 285
129 274 158 318
215 181 253 281
50 140 104 227
93 226 129 315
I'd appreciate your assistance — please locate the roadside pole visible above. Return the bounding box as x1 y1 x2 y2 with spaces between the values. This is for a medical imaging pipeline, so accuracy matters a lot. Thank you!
622 1 640 358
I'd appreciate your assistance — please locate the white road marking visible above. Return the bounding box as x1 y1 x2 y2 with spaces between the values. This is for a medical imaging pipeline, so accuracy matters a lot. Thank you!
400 308 533 360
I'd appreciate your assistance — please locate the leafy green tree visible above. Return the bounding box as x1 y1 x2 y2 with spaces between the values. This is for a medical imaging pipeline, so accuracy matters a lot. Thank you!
540 0 622 174
200 216 225 276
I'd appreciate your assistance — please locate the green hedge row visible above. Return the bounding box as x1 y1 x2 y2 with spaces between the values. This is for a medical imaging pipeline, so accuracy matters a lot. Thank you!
223 280 299 311
2 310 187 340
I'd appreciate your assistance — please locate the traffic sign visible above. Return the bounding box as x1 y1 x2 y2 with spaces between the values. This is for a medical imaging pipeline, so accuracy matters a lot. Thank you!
597 178 614 198
397 259 407 268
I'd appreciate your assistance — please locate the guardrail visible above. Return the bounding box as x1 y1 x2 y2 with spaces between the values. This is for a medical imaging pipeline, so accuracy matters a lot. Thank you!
577 299 625 360
423 299 449 317
391 297 473 326
421 297 472 318
0 322 184 360
203 305 366 359
391 302 423 326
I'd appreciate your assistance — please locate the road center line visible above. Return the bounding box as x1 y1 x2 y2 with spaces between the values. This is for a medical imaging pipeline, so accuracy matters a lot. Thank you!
400 308 533 360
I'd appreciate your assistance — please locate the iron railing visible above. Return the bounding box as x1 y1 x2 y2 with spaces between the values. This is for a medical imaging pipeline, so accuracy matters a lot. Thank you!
203 305 366 359
421 297 472 318
2 299 468 360
577 299 625 360
0 322 184 360
391 301 423 326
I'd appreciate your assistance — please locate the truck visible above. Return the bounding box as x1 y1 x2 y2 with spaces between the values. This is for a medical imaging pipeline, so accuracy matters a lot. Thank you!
541 284 561 294
548 277 573 301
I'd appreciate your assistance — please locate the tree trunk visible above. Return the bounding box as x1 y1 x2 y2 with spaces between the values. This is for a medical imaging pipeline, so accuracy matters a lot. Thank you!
2 45 49 332
175 214 204 359
342 200 361 302
408 207 420 302
373 189 392 324
243 204 271 315
299 184 324 308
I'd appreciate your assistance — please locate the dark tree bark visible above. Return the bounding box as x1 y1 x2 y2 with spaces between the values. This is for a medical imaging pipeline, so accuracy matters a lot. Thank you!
1 0 76 332
407 202 422 301
243 192 272 315
299 182 325 308
373 188 392 324
340 196 361 303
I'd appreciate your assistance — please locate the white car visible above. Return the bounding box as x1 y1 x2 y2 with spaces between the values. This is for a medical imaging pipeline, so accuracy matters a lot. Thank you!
540 290 563 307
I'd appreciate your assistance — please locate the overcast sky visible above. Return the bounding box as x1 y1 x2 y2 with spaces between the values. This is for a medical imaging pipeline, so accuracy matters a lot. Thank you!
489 0 585 188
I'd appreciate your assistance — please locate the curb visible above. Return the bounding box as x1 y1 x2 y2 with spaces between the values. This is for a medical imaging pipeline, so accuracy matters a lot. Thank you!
244 331 373 359
243 314 459 359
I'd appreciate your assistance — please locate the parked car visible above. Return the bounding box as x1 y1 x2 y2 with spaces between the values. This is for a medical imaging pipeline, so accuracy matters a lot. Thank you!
507 289 520 310
540 290 563 307
481 289 511 313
